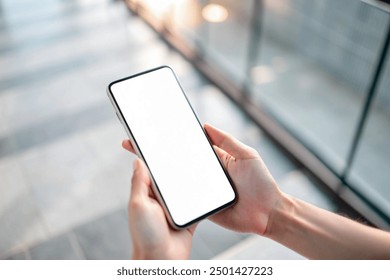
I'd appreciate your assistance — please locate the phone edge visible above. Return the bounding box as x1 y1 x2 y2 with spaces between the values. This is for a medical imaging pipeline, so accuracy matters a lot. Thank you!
106 65 238 230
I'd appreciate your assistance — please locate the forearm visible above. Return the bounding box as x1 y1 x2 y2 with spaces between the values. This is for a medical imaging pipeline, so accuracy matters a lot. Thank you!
264 194 390 259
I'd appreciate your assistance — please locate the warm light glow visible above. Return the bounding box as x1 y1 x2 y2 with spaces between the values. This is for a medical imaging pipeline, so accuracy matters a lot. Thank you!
251 65 276 84
142 0 179 16
202 4 228 23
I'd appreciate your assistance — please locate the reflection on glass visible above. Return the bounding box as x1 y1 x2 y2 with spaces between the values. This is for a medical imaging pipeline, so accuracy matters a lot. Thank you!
172 1 252 84
139 0 179 19
130 0 390 220
169 0 204 50
204 1 252 83
251 65 276 85
250 0 389 173
348 52 390 217
201 3 228 23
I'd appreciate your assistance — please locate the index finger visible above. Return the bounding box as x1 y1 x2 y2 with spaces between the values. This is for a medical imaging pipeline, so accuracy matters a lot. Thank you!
130 159 151 199
204 123 257 159
122 139 136 154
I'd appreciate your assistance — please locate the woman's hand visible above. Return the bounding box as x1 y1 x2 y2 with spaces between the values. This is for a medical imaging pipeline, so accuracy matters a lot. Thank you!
203 124 282 235
128 159 196 259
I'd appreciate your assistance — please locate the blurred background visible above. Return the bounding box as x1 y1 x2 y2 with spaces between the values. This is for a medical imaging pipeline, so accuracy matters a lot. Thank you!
0 0 389 259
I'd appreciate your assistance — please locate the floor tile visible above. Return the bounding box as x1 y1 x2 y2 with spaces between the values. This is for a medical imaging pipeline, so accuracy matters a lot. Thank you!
0 192 48 256
0 101 115 158
4 250 30 260
0 155 30 212
29 233 83 260
0 155 49 255
195 220 247 257
73 208 131 260
19 132 127 234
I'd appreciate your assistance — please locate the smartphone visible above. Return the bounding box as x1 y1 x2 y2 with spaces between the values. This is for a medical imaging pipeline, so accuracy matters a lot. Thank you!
107 65 237 229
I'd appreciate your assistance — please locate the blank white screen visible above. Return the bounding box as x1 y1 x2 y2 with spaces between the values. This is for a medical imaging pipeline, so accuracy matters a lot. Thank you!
110 66 236 227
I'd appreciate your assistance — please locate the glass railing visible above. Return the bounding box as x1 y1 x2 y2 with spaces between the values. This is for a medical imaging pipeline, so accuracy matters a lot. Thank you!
125 0 390 226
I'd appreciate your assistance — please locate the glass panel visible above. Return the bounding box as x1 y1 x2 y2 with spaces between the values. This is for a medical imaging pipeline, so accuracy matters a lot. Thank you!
347 40 390 217
249 0 388 172
131 0 390 219
134 0 175 21
172 0 252 85
169 0 204 50
202 0 252 84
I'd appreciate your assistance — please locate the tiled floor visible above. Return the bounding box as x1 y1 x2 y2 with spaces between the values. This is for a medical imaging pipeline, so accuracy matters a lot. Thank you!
0 0 345 259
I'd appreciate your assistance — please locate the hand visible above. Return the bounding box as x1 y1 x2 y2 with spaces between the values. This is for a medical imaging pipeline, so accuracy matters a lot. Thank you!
203 124 282 235
124 125 390 260
122 123 282 236
128 158 196 259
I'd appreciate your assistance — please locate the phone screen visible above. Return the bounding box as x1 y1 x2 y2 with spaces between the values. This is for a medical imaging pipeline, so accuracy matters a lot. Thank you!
107 66 236 228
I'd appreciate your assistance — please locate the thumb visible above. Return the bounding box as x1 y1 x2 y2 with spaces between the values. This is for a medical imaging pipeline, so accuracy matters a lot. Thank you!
204 123 257 159
130 159 151 200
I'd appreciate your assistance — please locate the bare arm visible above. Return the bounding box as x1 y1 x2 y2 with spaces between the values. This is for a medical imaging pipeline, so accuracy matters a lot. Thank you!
123 123 390 259
205 123 390 260
265 195 390 259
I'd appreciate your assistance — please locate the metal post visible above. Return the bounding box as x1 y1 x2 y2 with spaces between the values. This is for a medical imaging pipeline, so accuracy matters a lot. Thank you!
243 0 263 97
341 17 390 182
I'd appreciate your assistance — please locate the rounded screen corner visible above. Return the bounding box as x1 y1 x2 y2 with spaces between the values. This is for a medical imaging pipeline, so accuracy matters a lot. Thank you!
107 79 119 91
160 64 173 71
169 217 192 230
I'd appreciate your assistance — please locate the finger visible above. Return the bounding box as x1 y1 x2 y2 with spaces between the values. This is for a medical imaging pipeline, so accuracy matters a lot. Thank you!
122 139 136 154
204 123 257 159
213 145 234 170
130 159 151 199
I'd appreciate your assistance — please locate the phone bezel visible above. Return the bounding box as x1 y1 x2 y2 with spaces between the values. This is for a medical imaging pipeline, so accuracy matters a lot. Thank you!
106 65 237 229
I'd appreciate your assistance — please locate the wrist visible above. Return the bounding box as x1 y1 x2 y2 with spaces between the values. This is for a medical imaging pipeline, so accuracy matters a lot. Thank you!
263 193 295 240
132 246 187 260
132 248 149 260
132 247 167 260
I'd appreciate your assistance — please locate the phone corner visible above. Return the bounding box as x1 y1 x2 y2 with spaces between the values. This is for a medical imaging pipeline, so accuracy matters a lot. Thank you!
106 80 116 94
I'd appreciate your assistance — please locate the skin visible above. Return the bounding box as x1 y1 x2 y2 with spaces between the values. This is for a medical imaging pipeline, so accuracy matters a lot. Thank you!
123 123 390 260
128 159 196 259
